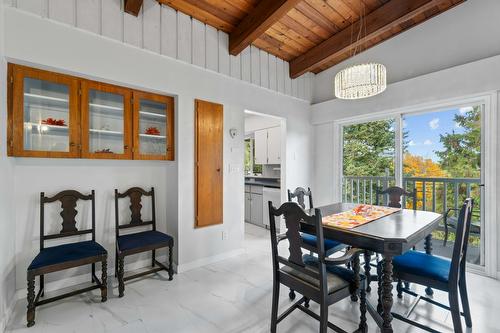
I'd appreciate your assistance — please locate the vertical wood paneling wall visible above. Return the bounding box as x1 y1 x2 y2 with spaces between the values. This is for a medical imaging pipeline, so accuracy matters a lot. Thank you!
6 0 313 101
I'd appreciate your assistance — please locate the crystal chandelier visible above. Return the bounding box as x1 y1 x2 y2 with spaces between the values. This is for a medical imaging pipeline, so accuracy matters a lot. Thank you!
334 63 387 100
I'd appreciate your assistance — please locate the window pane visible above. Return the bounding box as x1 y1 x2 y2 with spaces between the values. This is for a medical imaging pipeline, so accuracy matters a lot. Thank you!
88 90 124 154
139 99 167 155
23 78 70 152
342 119 396 204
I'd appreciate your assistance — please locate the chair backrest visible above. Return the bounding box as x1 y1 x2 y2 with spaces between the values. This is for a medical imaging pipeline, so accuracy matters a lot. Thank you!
449 198 474 285
40 190 96 251
287 187 314 209
115 187 156 238
268 201 327 291
376 186 417 209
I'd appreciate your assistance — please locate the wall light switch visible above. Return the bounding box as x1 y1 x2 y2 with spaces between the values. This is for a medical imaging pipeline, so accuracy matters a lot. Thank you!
222 231 229 240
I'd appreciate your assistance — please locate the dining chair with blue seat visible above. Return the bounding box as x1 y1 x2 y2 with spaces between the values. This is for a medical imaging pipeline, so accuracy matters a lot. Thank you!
385 198 473 333
268 201 367 333
287 187 347 301
26 190 108 327
115 187 174 297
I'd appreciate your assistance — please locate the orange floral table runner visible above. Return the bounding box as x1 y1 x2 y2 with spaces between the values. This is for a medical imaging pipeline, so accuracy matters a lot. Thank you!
322 205 401 229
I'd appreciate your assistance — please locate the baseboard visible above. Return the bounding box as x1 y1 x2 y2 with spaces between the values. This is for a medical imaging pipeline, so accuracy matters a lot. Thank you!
0 299 16 333
176 248 245 273
15 255 170 302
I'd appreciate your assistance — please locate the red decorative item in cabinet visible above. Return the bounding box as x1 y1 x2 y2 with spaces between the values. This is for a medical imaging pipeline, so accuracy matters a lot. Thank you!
145 127 160 136
42 118 66 126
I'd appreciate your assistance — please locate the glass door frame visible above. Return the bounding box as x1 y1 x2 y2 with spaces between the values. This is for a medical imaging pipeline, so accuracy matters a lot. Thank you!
10 64 80 158
334 93 497 277
80 80 132 159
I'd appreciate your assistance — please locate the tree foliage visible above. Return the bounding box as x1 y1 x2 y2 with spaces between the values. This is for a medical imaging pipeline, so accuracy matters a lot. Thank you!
343 119 395 177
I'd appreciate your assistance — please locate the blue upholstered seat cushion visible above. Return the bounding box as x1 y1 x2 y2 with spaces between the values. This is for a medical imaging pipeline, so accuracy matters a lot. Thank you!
28 240 106 270
392 251 451 283
117 230 173 252
301 233 345 253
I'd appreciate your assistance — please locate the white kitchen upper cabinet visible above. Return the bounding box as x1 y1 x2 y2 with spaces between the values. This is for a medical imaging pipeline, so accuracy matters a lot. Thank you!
254 129 268 165
267 126 281 164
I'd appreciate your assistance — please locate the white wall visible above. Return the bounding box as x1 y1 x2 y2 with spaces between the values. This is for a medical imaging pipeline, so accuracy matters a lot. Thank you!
0 2 16 330
5 0 313 102
244 113 281 135
311 55 500 276
3 7 312 293
312 0 500 104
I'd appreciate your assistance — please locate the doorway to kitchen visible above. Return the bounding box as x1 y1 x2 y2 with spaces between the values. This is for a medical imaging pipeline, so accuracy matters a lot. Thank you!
244 110 286 236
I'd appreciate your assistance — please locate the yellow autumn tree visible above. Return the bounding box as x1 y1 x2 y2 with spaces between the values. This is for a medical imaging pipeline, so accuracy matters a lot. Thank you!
403 154 448 209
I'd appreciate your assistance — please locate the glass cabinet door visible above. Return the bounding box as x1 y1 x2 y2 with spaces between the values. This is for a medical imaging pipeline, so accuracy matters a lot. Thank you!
133 91 174 160
12 66 79 157
81 82 132 159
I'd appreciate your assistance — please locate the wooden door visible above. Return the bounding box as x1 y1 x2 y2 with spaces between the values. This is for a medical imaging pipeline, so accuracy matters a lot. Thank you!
132 91 175 160
10 64 80 158
195 99 223 227
81 80 132 159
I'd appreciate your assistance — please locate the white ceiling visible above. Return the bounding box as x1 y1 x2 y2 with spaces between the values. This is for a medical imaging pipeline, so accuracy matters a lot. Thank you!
312 0 500 104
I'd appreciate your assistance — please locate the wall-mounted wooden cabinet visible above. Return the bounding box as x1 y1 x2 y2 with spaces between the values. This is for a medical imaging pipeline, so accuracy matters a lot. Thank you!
7 64 174 161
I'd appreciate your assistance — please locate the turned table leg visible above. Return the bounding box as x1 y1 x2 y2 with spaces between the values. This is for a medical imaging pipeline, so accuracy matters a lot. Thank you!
424 234 434 296
381 255 394 333
363 250 372 292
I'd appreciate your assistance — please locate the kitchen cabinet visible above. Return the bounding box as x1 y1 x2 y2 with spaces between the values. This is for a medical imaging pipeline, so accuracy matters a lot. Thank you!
253 126 281 165
262 187 281 227
245 192 251 222
245 185 263 226
7 64 175 161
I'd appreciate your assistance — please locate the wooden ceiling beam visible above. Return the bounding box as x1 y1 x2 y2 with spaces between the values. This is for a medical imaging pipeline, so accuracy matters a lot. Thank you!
124 0 144 17
289 0 445 78
229 0 302 56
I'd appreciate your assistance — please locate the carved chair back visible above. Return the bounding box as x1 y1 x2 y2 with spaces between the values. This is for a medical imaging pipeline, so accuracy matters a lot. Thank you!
115 187 156 238
40 190 96 251
268 201 328 291
376 186 417 209
449 198 473 286
287 187 314 210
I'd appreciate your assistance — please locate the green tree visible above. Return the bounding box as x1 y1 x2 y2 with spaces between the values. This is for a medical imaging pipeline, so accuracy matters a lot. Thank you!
343 119 395 176
435 107 481 178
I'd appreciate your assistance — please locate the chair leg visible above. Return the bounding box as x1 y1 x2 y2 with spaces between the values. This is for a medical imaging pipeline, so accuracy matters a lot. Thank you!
396 279 403 299
152 249 156 268
288 288 296 300
114 250 118 278
27 273 36 327
118 256 125 298
270 280 280 333
364 251 372 292
168 244 174 281
39 275 44 297
449 289 463 333
101 258 108 302
459 275 472 328
91 263 95 283
304 298 310 308
319 303 329 333
377 263 383 314
443 223 449 247
425 286 434 296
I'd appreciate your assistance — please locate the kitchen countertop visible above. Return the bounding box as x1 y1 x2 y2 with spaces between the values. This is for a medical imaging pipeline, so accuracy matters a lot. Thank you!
245 177 280 189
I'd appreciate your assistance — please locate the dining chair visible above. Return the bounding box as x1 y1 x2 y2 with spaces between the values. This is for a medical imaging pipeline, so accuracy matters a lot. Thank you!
268 201 367 333
287 187 347 301
387 198 474 333
115 187 174 297
27 190 107 327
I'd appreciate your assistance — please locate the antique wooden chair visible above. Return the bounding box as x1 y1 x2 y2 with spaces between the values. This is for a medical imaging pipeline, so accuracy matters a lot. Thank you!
27 190 107 327
388 198 474 333
268 201 367 333
442 207 481 247
287 187 347 301
115 187 174 297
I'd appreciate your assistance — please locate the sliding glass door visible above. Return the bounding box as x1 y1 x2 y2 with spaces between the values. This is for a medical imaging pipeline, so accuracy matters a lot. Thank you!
340 104 485 266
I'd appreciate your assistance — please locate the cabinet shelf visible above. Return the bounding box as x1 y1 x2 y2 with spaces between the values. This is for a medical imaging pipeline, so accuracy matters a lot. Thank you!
139 133 166 139
24 122 69 133
89 128 123 136
140 111 166 118
89 103 123 112
24 93 68 103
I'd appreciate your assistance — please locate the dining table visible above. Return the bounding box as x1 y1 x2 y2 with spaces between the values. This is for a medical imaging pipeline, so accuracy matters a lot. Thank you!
301 202 442 333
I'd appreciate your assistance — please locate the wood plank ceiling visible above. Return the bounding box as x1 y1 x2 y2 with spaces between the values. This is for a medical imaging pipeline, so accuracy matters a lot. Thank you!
156 0 465 78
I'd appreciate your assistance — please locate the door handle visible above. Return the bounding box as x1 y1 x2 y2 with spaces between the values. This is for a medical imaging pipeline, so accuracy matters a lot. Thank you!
216 168 221 172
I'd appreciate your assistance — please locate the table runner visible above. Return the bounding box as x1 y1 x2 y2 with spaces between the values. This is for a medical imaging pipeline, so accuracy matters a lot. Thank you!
322 204 401 229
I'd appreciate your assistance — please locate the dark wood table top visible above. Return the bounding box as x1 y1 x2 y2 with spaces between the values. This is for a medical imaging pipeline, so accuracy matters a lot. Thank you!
302 203 442 256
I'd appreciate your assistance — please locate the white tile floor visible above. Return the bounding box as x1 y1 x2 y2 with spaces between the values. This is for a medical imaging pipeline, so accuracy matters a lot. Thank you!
6 223 500 332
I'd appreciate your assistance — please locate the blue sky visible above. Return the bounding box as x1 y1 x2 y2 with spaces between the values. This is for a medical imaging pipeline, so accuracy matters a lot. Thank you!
403 107 472 161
